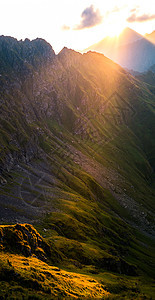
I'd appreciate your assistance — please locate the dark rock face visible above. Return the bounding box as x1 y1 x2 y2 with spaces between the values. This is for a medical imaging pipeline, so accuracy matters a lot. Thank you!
0 36 55 73
0 36 56 177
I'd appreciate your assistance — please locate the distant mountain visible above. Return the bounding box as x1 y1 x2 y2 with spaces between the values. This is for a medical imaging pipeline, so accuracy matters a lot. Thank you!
84 27 142 55
145 30 155 44
111 37 155 72
84 27 155 72
149 64 155 72
0 36 155 299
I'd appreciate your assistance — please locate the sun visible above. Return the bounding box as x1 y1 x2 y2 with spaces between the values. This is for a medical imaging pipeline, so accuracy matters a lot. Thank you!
106 23 125 38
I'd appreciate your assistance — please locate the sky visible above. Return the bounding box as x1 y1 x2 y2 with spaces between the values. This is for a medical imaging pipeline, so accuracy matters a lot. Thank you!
0 0 155 53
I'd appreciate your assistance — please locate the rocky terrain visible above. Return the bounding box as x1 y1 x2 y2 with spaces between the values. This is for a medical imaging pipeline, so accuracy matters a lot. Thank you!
0 35 154 299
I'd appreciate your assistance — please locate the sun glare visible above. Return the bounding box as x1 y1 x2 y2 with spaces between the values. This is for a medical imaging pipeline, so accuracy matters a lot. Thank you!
105 23 125 38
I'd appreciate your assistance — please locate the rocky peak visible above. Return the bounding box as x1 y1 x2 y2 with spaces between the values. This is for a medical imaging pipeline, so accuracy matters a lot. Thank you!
22 37 55 63
58 46 82 67
0 36 55 74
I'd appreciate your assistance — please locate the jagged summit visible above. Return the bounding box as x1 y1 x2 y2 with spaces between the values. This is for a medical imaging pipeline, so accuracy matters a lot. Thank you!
58 46 81 54
58 46 82 59
0 35 55 72
58 46 82 67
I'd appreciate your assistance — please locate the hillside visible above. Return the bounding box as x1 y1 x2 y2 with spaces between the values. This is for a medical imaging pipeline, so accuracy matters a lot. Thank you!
84 28 155 72
134 70 155 94
0 36 155 299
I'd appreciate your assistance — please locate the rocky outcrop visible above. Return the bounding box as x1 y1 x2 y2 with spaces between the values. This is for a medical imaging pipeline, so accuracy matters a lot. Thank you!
0 224 51 261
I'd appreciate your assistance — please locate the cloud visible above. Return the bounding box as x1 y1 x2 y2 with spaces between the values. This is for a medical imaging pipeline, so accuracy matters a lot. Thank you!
127 13 155 23
112 6 120 13
62 25 70 31
74 5 102 30
130 8 137 13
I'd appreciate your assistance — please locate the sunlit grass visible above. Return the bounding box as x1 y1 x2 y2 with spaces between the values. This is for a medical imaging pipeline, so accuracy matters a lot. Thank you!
0 252 109 299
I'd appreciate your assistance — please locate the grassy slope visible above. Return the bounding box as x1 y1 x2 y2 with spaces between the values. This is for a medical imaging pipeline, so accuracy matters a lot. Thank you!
0 251 154 300
0 38 155 298
0 224 154 299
